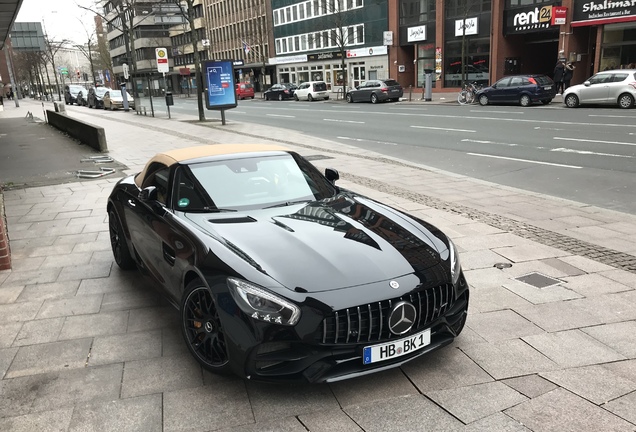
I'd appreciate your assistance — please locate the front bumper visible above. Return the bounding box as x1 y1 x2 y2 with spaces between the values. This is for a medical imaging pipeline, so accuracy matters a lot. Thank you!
216 274 470 383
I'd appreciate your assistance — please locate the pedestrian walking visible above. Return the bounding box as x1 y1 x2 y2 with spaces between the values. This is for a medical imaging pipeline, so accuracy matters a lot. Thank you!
553 61 565 95
563 62 575 90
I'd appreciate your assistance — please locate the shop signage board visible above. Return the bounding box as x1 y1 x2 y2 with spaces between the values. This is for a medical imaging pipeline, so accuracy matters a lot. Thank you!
269 54 308 65
571 0 636 26
455 17 479 36
552 6 568 25
383 31 393 46
307 51 344 61
346 46 388 58
407 25 426 42
505 5 554 34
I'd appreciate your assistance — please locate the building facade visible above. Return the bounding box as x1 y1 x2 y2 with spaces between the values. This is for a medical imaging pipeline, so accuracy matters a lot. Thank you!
270 0 389 91
203 0 274 91
103 0 183 95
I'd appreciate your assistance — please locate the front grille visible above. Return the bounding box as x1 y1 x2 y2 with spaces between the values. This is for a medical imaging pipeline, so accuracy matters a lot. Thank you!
317 284 455 345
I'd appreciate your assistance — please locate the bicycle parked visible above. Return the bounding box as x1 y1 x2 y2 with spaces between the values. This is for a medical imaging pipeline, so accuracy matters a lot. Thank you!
457 82 483 105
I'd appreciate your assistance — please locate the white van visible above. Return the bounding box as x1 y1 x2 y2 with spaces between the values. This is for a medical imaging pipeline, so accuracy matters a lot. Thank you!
294 81 329 101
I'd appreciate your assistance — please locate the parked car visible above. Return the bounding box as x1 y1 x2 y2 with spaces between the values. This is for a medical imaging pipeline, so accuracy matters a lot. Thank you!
102 89 135 110
235 82 255 100
264 83 297 101
64 85 89 105
563 69 636 109
294 81 329 101
346 79 404 104
476 74 556 107
107 144 469 383
87 87 108 109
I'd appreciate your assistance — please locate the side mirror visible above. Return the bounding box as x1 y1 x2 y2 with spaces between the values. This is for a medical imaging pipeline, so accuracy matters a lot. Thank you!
491 84 497 89
325 168 339 184
584 81 591 86
139 186 158 202
355 86 360 90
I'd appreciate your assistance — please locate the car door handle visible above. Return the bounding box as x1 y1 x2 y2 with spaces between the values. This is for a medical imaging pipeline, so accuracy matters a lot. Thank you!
127 199 136 208
162 243 175 266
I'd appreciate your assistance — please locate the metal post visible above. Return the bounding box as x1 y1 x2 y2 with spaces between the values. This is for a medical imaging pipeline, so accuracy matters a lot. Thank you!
221 109 226 125
163 72 170 119
424 73 432 102
147 75 155 117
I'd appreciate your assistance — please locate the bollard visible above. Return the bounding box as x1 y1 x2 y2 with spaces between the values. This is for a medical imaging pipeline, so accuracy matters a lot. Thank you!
408 85 412 102
424 71 433 102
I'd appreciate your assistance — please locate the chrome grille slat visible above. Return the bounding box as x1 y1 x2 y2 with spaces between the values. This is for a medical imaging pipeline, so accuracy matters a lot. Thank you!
357 306 362 343
317 284 455 345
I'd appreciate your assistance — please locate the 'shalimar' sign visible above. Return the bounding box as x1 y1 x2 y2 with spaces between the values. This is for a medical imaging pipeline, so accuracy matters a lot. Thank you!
506 5 554 34
572 0 636 26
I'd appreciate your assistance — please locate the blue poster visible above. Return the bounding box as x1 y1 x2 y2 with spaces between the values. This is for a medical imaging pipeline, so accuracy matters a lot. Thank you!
203 59 237 110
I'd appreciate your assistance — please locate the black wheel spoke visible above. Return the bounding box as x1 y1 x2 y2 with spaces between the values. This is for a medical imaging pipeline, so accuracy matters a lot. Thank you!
182 286 228 367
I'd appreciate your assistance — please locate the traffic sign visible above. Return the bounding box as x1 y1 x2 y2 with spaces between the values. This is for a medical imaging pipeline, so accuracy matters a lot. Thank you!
155 47 169 73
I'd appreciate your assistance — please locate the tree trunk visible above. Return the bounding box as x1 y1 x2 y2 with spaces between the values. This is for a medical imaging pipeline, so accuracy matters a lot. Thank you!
187 4 205 121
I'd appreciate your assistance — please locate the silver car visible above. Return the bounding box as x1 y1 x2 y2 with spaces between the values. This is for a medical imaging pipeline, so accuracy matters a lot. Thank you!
563 69 636 109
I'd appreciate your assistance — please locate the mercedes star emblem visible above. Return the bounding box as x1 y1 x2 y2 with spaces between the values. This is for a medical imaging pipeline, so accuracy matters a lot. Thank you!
388 301 417 335
389 280 400 289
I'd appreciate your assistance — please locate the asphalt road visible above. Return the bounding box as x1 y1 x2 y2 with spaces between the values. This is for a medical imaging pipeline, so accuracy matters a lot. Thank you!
119 97 636 215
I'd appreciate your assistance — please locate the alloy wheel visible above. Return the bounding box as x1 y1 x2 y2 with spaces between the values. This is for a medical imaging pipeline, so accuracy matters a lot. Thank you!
346 94 353 103
618 94 634 109
371 93 378 104
108 210 135 270
520 95 531 107
278 94 283 101
308 94 314 101
182 286 229 368
478 95 488 106
565 94 579 108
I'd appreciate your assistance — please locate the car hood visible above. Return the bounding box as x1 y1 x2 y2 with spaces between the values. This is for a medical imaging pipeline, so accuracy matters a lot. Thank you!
183 193 447 292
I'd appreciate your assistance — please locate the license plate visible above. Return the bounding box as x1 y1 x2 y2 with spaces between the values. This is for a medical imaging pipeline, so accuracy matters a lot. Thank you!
544 86 552 90
363 328 431 365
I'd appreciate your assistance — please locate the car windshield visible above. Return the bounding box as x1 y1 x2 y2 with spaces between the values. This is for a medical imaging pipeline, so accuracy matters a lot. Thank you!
95 88 108 96
70 86 87 94
183 153 337 211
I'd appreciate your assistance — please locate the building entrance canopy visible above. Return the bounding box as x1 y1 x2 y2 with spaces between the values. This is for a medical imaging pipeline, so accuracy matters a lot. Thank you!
0 0 23 50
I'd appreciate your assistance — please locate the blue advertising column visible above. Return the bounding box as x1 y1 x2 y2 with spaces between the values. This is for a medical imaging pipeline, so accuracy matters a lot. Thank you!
203 60 237 125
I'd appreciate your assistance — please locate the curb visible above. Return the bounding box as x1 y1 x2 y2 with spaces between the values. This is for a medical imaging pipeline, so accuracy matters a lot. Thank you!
0 190 10 271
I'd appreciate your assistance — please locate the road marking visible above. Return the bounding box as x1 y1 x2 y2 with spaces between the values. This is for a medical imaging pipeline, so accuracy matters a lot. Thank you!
412 126 475 133
267 114 295 118
470 110 524 114
554 137 636 147
467 152 582 168
534 127 567 131
551 148 634 158
324 118 365 124
462 139 519 146
338 136 398 145
588 114 635 118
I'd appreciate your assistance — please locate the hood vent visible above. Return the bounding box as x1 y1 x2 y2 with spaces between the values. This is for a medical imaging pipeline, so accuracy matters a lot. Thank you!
209 216 256 224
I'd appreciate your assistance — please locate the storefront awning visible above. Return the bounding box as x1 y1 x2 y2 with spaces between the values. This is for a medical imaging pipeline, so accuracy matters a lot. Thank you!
0 0 23 49
571 15 636 27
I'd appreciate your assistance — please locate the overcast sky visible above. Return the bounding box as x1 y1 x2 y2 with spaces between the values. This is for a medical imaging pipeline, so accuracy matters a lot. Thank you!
16 0 98 44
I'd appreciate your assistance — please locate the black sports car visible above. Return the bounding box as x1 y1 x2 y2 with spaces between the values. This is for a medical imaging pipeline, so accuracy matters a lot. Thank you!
108 144 469 383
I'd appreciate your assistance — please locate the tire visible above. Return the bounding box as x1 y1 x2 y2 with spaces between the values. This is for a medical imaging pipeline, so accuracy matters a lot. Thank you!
457 91 468 105
618 93 634 109
371 93 378 104
346 93 353 103
110 103 114 111
278 94 283 101
307 94 314 102
564 94 579 108
541 99 552 105
478 94 489 106
294 94 299 101
251 96 254 99
181 280 231 373
103 103 108 110
324 96 329 100
108 209 136 270
520 94 531 107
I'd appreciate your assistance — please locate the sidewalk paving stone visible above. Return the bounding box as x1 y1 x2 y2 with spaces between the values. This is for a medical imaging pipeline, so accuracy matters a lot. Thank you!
88 330 162 366
68 394 162 432
505 388 635 432
0 408 73 432
298 409 364 432
501 374 558 399
57 310 129 340
12 317 64 346
328 368 418 408
5 337 92 378
582 321 636 358
35 293 103 319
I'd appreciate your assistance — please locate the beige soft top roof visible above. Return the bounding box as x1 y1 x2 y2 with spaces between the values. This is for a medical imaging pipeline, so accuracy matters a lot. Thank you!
134 143 290 187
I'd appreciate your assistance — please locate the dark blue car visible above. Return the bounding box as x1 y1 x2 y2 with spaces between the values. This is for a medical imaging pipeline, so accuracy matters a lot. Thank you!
476 74 556 107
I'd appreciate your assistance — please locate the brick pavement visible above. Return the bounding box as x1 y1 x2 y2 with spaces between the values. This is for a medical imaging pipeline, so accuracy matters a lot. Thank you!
0 99 635 431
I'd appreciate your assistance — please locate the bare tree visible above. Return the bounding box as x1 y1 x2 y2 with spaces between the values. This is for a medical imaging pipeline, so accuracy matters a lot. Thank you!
42 38 69 101
241 0 271 96
170 0 206 121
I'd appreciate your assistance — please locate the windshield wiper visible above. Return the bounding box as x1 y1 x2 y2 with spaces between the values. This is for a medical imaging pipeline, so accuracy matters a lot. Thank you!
264 199 311 209
184 207 237 213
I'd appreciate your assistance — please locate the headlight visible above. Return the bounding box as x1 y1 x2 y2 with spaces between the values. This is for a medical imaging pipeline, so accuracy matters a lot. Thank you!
227 278 301 326
448 239 461 285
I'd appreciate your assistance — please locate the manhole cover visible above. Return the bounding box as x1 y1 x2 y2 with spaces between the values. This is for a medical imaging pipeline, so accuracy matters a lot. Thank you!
304 155 334 161
515 272 562 289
